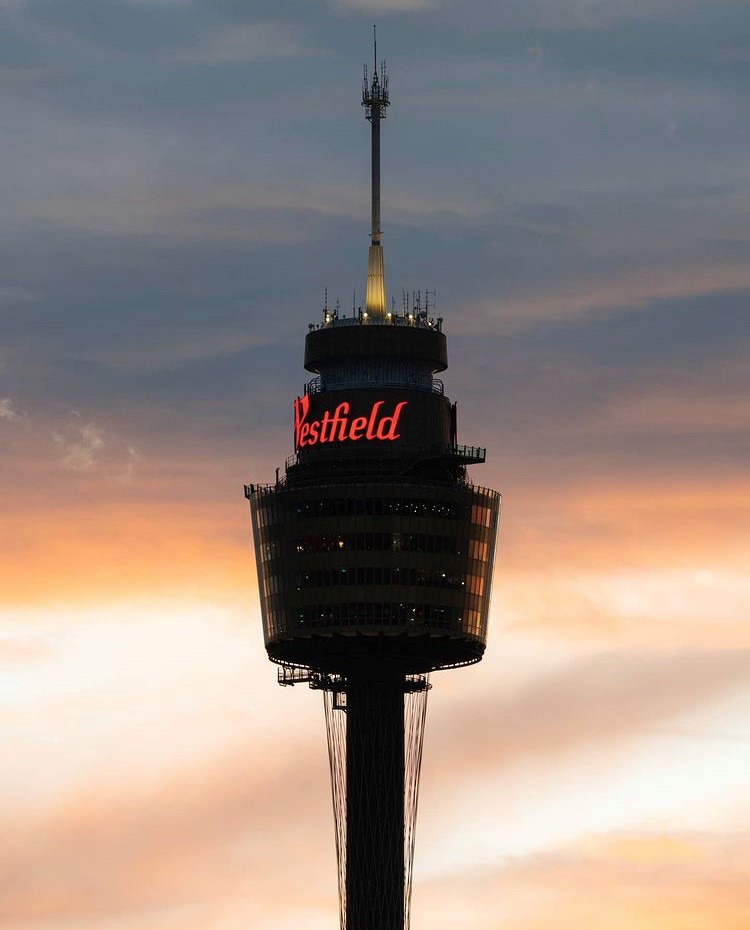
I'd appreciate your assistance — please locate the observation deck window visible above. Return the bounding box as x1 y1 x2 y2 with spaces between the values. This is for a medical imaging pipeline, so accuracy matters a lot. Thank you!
292 496 464 520
293 566 486 592
293 531 460 555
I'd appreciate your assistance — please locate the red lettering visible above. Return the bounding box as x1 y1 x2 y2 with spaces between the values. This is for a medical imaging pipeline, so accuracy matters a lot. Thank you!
366 401 385 439
349 416 368 440
293 397 408 449
294 394 310 450
331 402 350 442
320 410 333 443
376 401 408 440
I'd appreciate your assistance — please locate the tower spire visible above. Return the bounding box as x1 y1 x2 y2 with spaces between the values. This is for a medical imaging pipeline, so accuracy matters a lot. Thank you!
362 29 389 319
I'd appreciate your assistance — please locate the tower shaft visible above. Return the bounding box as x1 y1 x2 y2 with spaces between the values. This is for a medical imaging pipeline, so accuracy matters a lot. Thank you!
346 677 405 930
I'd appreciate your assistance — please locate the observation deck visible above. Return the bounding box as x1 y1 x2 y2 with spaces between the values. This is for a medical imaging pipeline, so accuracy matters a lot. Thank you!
247 478 500 675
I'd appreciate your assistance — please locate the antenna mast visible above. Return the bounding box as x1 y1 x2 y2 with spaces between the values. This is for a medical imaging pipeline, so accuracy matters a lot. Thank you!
362 26 390 319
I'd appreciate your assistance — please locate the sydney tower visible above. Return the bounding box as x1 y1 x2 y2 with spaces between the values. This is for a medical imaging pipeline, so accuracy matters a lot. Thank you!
244 42 500 930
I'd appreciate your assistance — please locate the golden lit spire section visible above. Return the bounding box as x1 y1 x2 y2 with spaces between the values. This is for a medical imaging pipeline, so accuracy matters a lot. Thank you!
362 28 389 321
365 243 386 318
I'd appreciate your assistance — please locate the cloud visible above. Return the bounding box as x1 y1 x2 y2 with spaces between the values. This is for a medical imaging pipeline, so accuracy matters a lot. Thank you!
414 830 750 930
332 0 435 9
23 181 364 241
0 495 253 607
0 5 747 930
0 639 746 928
464 262 750 332
0 398 21 422
84 325 273 373
0 735 336 923
527 44 545 67
572 0 716 30
0 287 35 307
604 388 750 434
163 21 308 64
50 413 139 479
428 649 750 777
53 418 105 471
0 632 58 663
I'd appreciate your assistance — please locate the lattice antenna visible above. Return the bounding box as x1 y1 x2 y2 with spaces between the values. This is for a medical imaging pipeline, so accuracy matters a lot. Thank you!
362 25 390 245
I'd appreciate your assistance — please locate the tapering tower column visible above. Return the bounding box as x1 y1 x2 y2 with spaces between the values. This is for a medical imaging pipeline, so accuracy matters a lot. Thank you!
346 675 405 930
362 34 389 319
245 38 501 930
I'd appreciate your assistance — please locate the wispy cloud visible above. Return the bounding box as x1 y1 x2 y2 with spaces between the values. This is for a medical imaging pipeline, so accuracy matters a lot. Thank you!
429 649 750 776
53 418 105 472
86 324 273 373
0 287 35 307
163 22 309 64
0 723 334 922
465 262 750 332
415 830 750 930
51 413 139 479
331 0 435 10
0 398 21 422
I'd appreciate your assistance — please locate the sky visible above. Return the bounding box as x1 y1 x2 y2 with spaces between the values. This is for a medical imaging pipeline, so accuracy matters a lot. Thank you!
1 0 749 928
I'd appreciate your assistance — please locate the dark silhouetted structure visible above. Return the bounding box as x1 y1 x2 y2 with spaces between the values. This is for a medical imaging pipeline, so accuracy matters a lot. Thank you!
245 42 500 930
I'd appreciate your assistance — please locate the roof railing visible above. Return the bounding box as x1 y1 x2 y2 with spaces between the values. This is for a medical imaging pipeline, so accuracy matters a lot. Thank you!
312 313 443 333
305 377 444 396
447 444 486 464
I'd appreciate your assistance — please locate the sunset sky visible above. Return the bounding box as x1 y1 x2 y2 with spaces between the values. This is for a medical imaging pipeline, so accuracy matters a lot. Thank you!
1 1 749 928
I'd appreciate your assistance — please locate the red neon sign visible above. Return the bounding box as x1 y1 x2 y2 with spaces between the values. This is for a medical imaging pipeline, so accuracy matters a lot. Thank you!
294 394 408 450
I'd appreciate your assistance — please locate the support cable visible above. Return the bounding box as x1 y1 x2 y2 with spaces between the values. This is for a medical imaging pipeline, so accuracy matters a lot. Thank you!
324 689 348 929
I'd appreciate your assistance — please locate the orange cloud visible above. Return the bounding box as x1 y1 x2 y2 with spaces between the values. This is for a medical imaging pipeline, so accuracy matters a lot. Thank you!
413 830 750 930
0 737 336 924
0 498 254 607
426 648 750 778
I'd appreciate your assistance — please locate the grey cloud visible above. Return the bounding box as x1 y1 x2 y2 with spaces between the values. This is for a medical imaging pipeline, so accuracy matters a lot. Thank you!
447 290 750 487
331 0 436 10
0 398 21 422
161 22 310 64
20 0 200 53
